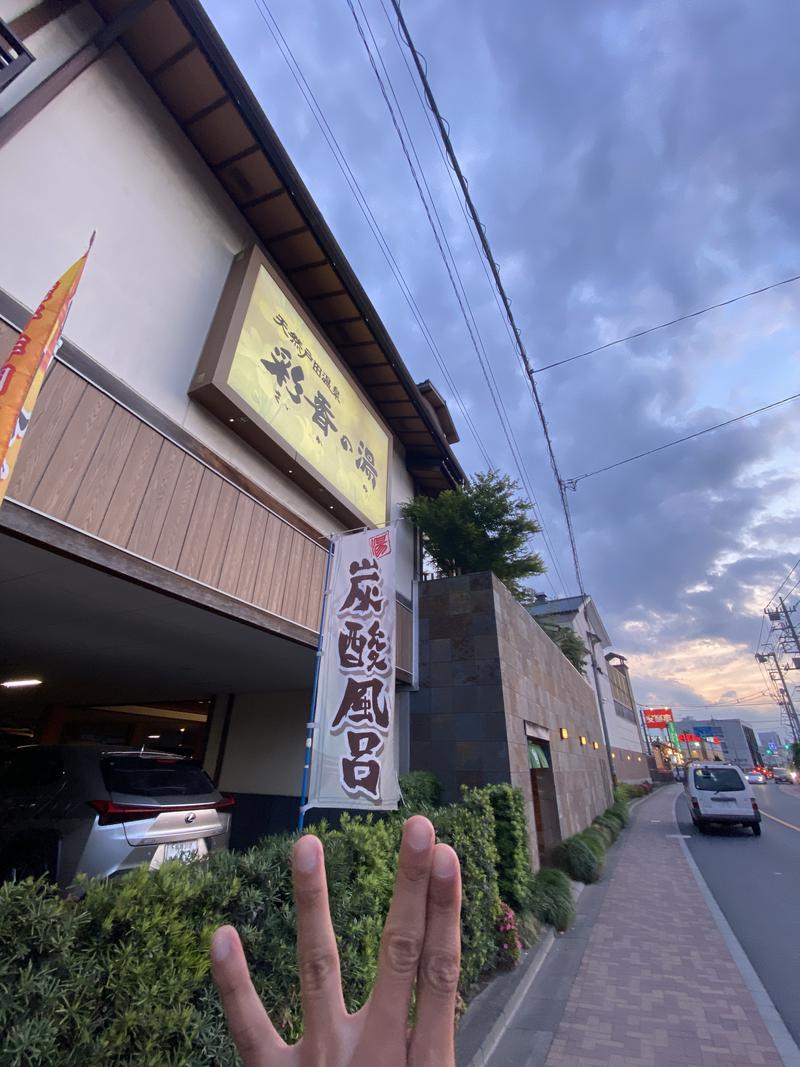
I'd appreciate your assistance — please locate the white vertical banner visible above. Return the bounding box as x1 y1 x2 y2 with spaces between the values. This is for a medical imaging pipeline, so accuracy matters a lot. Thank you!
306 523 400 811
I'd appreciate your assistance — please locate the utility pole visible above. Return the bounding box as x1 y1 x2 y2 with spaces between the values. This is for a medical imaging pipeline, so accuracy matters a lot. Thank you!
757 652 800 743
779 597 800 657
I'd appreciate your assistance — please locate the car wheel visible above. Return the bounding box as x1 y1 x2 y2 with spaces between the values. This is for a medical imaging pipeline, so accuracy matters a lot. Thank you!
752 823 762 837
697 821 708 834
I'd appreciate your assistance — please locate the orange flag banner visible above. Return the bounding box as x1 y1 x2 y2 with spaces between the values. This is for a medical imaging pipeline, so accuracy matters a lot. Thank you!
0 236 94 508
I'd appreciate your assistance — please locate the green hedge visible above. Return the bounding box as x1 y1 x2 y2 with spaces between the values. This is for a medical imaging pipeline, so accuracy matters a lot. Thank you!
0 789 512 1066
399 770 442 810
479 783 536 913
527 868 575 932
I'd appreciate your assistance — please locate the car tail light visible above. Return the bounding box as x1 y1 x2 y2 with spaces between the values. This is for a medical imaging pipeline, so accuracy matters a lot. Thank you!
89 800 162 825
215 794 235 812
691 798 700 811
752 799 759 813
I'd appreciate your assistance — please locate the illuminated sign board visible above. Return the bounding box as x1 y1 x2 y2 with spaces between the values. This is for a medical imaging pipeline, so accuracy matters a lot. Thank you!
190 247 390 526
643 707 673 729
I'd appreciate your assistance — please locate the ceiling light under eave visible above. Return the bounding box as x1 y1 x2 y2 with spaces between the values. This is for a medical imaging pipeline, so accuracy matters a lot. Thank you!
1 678 43 689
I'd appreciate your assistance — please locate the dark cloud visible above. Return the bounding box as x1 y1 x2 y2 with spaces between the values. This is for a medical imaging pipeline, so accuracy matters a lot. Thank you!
205 0 800 714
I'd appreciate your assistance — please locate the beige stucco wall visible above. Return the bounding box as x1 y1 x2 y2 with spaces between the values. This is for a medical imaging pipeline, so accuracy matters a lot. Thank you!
0 40 416 541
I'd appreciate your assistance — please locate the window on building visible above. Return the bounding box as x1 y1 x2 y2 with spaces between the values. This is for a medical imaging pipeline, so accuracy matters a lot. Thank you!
613 699 637 723
0 19 33 93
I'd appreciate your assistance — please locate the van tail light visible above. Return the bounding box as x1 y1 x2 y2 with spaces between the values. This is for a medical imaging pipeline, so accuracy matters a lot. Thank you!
752 799 759 814
215 794 235 812
691 798 700 811
89 800 162 825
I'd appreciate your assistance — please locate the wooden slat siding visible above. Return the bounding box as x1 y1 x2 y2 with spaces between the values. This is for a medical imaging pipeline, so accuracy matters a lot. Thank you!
66 405 139 533
126 439 184 557
265 519 293 615
197 479 238 588
218 494 254 596
98 423 163 544
8 364 86 504
177 467 222 578
235 504 268 603
302 540 326 630
30 386 115 519
281 531 311 623
251 512 282 611
152 453 204 570
287 535 312 627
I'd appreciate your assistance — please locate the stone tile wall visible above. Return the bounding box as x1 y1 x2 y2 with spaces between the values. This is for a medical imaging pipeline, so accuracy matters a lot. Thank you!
410 572 614 868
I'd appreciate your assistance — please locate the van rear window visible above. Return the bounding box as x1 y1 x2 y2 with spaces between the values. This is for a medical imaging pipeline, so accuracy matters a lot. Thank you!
101 757 215 798
693 768 744 792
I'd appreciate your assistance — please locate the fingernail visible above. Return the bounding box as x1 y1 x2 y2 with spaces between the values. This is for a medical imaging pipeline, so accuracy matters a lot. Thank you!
406 816 434 852
433 846 457 880
294 834 322 874
211 926 234 963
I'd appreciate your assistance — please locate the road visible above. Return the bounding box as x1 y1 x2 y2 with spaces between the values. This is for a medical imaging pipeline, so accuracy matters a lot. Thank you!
675 780 800 1047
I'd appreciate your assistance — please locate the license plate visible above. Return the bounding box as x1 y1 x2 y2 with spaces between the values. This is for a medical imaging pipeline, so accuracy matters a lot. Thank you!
711 796 734 802
165 839 200 862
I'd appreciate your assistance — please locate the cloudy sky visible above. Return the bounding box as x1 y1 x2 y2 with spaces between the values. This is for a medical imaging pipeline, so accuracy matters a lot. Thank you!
204 0 800 732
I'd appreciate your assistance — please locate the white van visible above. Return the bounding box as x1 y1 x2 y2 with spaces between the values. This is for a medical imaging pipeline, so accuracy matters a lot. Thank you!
684 762 761 836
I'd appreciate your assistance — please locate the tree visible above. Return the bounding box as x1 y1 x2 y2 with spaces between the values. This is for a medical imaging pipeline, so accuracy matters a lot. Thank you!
535 620 588 674
791 742 800 772
400 471 544 603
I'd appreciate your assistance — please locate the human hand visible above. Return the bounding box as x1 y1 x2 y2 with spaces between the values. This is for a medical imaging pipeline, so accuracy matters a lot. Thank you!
210 815 461 1066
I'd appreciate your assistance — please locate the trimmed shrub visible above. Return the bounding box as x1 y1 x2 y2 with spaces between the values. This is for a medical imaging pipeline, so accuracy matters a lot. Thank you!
553 835 605 884
527 868 575 932
611 798 630 827
399 770 442 810
591 818 616 846
576 828 607 860
478 783 536 913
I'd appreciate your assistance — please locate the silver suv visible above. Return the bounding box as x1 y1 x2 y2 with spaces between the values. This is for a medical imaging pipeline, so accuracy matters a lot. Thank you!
0 745 233 887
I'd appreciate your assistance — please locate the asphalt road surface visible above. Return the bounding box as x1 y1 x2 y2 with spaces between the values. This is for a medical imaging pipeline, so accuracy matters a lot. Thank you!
675 781 800 1047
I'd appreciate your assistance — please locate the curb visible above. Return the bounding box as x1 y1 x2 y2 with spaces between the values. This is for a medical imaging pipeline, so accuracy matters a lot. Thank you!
672 792 800 1067
459 926 557 1067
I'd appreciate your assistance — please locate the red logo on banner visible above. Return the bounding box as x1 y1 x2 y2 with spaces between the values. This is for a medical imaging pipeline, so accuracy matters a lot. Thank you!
370 531 391 559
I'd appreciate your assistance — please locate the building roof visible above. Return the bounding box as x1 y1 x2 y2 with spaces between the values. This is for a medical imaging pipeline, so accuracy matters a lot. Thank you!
527 594 588 618
526 593 612 648
89 0 465 495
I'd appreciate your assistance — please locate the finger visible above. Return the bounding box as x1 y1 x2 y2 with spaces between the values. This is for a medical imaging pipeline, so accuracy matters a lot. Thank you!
293 835 346 1041
211 925 286 1066
410 845 462 1066
368 815 435 1035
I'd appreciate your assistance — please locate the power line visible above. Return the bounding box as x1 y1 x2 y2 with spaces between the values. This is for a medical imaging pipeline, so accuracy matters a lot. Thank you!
252 0 493 470
346 0 569 595
564 390 800 488
537 272 800 374
388 0 587 594
373 0 571 596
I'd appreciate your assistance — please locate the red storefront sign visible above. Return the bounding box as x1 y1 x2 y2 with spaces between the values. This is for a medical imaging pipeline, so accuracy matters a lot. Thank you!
644 707 674 729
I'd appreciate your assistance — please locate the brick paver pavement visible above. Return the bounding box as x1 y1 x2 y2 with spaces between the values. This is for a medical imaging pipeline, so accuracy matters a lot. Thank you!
544 785 784 1067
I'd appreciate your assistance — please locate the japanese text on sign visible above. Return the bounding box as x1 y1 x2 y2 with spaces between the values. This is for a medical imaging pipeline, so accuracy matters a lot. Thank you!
306 526 399 811
226 264 389 525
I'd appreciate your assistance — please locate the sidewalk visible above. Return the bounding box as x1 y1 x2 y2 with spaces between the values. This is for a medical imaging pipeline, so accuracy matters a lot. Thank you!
486 786 787 1067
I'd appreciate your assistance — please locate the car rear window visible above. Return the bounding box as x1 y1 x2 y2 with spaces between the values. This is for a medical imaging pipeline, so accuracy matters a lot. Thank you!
101 757 215 797
693 767 745 792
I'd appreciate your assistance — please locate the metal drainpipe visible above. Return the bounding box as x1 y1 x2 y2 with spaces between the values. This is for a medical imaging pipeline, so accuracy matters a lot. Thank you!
588 638 617 791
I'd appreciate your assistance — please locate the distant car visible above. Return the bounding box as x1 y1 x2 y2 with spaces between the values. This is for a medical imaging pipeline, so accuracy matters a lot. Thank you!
685 762 761 835
0 745 233 888
745 769 767 784
771 767 796 783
